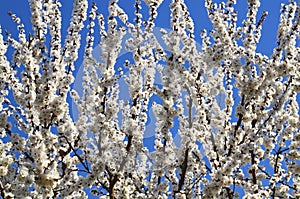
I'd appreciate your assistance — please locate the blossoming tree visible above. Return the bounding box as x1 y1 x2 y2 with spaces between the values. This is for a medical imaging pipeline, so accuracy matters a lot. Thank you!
0 0 299 198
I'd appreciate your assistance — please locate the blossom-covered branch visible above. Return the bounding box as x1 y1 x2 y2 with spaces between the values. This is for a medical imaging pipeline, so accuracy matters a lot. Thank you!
0 0 299 198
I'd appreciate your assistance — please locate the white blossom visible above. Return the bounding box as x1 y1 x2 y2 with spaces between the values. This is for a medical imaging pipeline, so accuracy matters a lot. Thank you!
0 0 299 198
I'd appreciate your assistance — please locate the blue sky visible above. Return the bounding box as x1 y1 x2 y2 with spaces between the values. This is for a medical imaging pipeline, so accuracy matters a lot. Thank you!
0 0 297 198
0 0 292 81
0 0 291 55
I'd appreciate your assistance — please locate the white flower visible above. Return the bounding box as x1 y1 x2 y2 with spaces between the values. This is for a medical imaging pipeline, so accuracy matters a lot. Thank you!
144 0 164 7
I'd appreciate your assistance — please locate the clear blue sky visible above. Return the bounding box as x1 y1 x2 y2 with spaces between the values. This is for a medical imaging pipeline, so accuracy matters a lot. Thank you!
0 0 291 55
0 0 292 78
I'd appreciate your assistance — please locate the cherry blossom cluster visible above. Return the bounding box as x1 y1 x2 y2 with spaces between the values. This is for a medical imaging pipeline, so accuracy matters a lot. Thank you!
0 0 299 198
